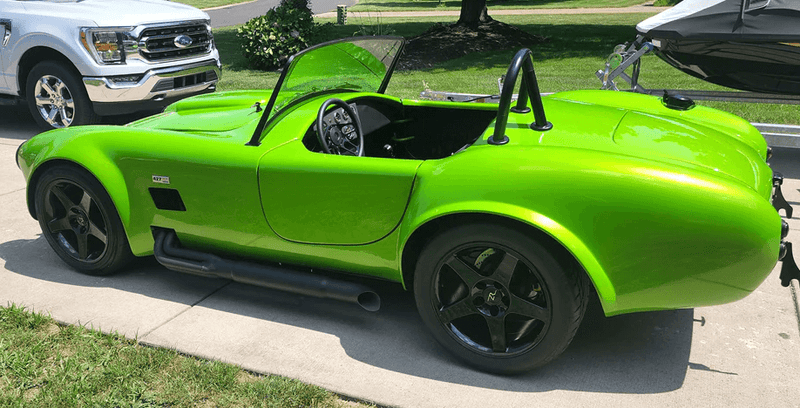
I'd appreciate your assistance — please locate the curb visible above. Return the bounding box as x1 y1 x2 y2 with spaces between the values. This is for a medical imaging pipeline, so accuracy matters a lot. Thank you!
201 0 258 11
314 4 669 18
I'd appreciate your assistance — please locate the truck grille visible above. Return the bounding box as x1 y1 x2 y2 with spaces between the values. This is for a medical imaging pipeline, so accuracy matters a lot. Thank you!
151 70 218 92
139 23 212 62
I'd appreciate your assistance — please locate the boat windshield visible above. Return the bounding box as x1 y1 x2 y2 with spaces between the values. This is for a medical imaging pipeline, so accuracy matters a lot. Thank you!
264 36 404 122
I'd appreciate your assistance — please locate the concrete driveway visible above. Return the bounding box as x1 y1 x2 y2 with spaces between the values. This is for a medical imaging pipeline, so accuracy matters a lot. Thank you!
1 106 799 407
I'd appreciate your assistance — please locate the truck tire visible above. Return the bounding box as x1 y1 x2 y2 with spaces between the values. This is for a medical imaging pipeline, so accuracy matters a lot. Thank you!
26 61 97 129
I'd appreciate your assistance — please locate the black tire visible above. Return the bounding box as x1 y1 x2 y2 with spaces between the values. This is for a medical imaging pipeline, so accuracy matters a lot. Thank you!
414 223 589 374
34 165 133 275
26 61 97 130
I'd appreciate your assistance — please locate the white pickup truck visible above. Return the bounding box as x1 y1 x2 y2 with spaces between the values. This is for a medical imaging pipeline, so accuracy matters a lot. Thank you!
0 0 221 129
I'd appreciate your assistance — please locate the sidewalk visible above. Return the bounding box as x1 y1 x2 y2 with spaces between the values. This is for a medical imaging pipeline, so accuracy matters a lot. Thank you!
205 0 669 26
315 3 670 19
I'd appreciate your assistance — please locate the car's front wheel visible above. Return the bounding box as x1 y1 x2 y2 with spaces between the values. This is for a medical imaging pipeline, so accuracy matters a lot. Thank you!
34 165 133 275
26 61 97 130
414 223 589 374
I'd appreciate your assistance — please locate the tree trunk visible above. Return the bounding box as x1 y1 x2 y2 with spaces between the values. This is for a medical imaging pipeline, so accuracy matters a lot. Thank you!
456 0 492 28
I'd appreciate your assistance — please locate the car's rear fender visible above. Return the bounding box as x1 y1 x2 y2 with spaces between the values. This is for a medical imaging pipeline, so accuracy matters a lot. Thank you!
399 206 617 310
399 143 780 316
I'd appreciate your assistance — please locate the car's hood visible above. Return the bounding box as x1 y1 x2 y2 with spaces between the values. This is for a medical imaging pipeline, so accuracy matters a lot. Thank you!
20 0 209 26
128 91 272 134
533 91 771 195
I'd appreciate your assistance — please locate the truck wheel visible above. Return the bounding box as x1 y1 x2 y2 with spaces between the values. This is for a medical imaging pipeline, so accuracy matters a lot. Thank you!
34 165 133 275
413 223 589 374
26 61 97 129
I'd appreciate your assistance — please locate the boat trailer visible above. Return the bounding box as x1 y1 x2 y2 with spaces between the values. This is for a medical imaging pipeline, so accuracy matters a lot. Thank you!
419 39 800 148
597 36 800 107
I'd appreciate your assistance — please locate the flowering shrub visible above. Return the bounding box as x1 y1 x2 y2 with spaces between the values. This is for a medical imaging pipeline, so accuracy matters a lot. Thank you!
237 1 320 70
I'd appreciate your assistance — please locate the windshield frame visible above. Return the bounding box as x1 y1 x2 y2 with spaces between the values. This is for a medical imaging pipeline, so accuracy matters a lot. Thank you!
247 35 405 146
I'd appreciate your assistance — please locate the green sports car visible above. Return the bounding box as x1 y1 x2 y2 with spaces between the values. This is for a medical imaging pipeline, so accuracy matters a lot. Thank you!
15 36 800 374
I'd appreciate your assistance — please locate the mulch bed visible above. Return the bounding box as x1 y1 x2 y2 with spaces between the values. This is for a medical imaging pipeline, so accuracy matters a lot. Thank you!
397 18 548 70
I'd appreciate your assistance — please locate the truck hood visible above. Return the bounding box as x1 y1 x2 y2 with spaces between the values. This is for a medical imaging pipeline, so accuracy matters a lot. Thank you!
20 0 209 26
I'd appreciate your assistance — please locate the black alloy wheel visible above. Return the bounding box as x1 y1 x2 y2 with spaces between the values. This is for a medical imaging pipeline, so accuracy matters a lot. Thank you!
34 165 133 275
414 224 588 374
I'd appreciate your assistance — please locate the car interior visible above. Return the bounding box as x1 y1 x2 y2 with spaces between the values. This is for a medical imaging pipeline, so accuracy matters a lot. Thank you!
302 96 499 160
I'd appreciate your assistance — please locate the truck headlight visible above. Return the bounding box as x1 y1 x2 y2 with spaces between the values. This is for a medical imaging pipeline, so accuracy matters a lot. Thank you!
81 27 136 64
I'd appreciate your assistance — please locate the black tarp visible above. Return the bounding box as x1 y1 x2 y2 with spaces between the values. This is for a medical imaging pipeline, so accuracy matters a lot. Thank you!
637 0 800 42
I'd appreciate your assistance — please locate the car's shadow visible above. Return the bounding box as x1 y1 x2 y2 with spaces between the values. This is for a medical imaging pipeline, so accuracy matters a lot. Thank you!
0 235 694 394
0 105 153 141
0 105 40 141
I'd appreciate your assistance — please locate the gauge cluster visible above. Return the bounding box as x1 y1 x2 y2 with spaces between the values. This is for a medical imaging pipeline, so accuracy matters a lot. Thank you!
322 103 359 142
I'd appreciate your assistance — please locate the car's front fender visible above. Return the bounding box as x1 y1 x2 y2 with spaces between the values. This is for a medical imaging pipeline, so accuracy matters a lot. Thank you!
19 126 138 238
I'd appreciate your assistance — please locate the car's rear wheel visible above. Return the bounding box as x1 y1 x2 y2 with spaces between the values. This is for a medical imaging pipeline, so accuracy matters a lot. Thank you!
34 165 133 275
26 61 97 130
414 223 588 374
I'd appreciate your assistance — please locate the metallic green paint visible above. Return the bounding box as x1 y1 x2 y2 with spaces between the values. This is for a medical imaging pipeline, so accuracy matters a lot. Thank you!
16 39 781 317
259 140 422 244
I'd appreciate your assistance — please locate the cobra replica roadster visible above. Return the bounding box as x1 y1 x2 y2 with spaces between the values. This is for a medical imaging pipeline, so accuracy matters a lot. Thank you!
16 37 799 374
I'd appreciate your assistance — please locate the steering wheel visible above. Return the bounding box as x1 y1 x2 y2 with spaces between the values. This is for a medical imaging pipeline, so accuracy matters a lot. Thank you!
316 98 364 156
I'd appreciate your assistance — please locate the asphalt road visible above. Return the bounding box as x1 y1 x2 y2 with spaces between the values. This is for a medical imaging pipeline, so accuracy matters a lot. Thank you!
206 0 356 28
2 103 799 407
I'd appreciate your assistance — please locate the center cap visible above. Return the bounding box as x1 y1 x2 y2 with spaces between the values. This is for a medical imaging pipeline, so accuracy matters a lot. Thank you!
70 208 89 233
482 286 506 306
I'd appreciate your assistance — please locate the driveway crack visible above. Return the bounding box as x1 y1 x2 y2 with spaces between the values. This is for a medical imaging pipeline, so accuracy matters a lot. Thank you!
0 187 25 197
138 280 231 340
792 283 800 337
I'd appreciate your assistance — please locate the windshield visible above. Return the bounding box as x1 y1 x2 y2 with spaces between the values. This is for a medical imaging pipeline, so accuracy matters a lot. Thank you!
266 37 403 120
248 36 404 146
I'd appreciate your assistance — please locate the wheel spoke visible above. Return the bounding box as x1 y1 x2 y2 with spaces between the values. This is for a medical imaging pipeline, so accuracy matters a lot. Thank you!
49 185 76 210
40 78 56 96
484 315 508 352
508 294 549 323
75 232 89 259
53 79 66 95
488 252 519 286
340 143 358 156
78 190 92 213
45 107 59 125
438 297 477 323
47 216 71 233
87 222 107 245
445 256 484 288
35 96 50 107
60 107 71 126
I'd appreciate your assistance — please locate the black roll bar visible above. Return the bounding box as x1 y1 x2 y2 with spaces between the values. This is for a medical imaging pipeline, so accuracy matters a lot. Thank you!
490 48 552 145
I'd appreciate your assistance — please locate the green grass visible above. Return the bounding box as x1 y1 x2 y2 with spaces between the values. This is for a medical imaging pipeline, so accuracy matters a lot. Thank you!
350 0 647 12
0 304 368 408
172 0 251 10
216 13 799 124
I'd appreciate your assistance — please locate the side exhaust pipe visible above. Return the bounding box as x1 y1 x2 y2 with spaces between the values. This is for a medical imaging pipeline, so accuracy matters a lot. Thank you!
152 229 380 311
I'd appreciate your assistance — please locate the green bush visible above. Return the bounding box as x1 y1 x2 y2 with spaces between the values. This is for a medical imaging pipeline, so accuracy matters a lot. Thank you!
237 1 320 70
653 0 681 6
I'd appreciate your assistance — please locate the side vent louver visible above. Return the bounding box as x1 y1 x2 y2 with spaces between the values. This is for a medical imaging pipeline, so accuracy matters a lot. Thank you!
149 188 186 211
